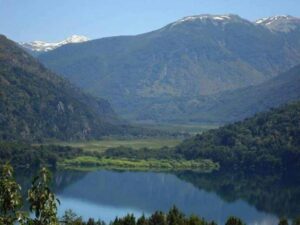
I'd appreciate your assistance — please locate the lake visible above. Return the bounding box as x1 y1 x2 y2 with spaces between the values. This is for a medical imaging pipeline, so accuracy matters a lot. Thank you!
23 169 296 225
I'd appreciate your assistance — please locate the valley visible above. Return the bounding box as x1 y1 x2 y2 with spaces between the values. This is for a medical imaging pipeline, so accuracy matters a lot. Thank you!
1 3 300 224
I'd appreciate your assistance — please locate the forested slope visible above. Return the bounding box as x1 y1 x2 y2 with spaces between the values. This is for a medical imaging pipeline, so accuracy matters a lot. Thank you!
176 101 300 172
0 35 126 141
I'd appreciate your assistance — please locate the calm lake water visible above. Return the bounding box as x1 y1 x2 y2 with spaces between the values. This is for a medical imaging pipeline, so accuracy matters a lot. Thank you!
29 169 297 225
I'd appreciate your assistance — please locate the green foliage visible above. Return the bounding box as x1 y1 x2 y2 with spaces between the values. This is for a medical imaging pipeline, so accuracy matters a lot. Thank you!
137 215 148 225
27 167 60 225
52 138 182 153
0 141 84 168
62 156 217 171
62 209 84 225
187 215 209 225
278 218 289 225
176 101 300 172
103 146 178 160
167 206 185 225
149 211 167 225
114 214 136 225
225 217 245 225
0 163 23 225
0 165 61 225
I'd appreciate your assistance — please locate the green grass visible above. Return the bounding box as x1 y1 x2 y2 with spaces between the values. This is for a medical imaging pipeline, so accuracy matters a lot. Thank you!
48 138 181 153
60 156 219 172
134 123 219 135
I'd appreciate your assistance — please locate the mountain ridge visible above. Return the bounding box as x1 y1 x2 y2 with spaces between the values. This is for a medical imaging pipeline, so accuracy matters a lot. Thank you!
38 14 300 124
255 15 300 32
131 63 300 124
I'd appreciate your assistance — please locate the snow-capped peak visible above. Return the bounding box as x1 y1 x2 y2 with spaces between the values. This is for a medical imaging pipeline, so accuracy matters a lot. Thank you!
20 35 89 52
177 15 232 23
63 35 89 44
169 14 247 28
256 15 293 25
255 15 300 32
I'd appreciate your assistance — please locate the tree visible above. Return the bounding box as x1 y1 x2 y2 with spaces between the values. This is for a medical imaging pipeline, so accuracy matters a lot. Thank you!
278 218 289 225
225 216 245 225
122 214 136 225
27 167 60 225
149 211 166 225
187 215 206 225
62 209 84 225
137 214 148 225
293 217 300 225
167 206 185 225
0 163 24 225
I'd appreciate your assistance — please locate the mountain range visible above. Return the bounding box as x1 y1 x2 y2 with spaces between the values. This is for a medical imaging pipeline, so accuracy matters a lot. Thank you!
20 35 88 53
38 14 300 124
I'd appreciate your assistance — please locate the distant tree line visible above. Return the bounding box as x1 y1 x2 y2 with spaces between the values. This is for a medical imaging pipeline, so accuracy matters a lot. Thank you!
0 142 86 168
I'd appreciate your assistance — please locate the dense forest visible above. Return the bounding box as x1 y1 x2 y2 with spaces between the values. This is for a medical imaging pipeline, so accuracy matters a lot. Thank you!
175 101 300 172
0 142 86 168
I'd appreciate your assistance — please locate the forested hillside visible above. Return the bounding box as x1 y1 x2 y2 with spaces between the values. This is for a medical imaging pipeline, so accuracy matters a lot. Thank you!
176 101 300 172
135 64 300 123
0 35 127 141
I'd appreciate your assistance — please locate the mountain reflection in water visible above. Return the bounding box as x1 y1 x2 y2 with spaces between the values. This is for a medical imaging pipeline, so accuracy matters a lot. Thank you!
43 169 299 224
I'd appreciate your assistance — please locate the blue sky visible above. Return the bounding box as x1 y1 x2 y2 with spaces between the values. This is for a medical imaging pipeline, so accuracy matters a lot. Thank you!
1 0 300 42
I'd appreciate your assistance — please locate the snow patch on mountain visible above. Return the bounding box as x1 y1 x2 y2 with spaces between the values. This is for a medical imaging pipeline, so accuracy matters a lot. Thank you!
169 14 249 28
176 15 232 23
255 15 300 32
20 35 89 52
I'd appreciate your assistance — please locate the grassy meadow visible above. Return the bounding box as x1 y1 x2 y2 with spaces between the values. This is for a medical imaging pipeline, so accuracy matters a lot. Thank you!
46 124 219 171
50 138 181 153
61 156 219 172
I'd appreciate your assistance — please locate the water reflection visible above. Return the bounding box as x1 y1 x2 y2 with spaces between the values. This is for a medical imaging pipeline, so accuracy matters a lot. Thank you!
53 170 287 224
177 170 300 220
15 168 300 224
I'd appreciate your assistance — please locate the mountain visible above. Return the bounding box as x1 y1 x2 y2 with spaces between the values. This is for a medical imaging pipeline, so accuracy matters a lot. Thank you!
38 14 300 123
256 15 300 32
132 64 300 124
190 64 300 123
175 101 300 172
0 34 128 141
20 35 88 53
